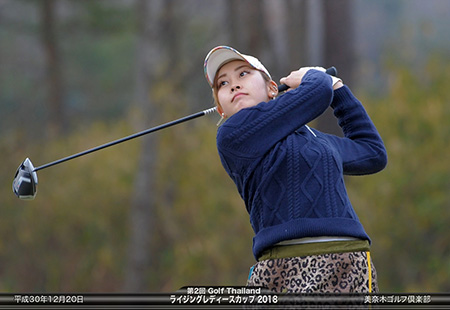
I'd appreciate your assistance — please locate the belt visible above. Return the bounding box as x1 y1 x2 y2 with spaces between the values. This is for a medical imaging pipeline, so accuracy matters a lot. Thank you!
258 237 370 261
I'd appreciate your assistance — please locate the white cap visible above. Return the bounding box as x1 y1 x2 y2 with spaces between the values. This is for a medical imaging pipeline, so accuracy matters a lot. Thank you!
204 46 271 87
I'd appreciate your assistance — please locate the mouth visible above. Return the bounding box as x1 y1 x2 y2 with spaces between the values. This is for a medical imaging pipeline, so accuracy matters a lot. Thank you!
232 92 247 102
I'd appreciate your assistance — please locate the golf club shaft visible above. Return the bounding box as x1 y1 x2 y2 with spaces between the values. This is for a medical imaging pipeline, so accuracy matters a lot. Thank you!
33 107 217 172
33 66 337 172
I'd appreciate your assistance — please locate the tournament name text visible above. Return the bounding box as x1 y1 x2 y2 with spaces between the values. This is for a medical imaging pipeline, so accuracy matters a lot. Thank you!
207 287 262 295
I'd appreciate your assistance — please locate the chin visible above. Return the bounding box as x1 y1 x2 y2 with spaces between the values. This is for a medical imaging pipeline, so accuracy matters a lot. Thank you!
238 101 256 110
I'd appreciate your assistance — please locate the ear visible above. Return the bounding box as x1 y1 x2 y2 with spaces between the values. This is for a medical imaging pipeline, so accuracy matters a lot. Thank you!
216 104 224 116
267 80 278 98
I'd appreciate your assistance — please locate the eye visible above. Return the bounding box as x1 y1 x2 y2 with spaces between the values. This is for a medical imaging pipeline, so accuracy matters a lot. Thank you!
240 70 250 77
217 80 228 89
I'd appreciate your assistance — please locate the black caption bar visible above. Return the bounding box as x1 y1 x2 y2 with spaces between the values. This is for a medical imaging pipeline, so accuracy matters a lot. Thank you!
1 289 449 309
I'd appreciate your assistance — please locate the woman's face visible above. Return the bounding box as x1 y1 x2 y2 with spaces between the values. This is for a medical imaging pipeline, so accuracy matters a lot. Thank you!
215 60 274 118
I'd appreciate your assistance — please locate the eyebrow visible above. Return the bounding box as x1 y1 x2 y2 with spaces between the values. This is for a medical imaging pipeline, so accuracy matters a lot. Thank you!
216 64 252 82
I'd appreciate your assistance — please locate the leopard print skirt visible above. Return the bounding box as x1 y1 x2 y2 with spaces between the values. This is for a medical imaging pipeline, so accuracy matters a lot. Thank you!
247 251 378 293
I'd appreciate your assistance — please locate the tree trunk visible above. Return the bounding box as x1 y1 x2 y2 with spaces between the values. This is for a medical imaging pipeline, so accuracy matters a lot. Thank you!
41 0 65 137
261 0 290 78
314 0 355 136
286 0 307 73
306 0 325 66
226 0 241 47
123 0 164 292
324 0 355 85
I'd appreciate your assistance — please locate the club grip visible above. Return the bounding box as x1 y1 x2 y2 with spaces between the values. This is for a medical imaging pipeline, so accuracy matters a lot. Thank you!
277 66 337 92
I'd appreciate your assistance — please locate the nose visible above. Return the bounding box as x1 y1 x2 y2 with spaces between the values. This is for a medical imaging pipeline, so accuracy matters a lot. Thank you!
231 85 241 92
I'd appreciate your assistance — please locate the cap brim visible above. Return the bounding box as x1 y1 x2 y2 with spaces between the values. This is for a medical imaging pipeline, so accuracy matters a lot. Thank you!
204 46 247 86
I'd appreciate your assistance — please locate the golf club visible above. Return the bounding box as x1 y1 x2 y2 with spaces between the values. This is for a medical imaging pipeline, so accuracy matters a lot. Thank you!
278 66 337 92
12 66 337 200
12 107 217 200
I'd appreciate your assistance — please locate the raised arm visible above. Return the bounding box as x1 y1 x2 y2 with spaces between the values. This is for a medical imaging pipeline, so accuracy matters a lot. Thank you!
321 86 387 175
217 69 333 158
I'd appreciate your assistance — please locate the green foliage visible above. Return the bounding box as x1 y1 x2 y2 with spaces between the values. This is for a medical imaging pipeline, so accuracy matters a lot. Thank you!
0 120 138 292
0 0 255 293
2 57 449 293
0 106 255 293
1 0 449 295
347 55 450 292
153 117 255 290
134 83 255 291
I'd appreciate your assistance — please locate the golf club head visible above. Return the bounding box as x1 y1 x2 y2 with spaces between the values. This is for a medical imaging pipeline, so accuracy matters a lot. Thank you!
12 158 38 200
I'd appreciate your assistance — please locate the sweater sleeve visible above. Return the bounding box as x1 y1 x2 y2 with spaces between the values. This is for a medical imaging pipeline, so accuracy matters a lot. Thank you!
322 85 387 175
217 70 333 159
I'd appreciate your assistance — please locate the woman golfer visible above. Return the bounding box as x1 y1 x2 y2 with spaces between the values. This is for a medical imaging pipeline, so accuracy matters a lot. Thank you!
204 46 387 293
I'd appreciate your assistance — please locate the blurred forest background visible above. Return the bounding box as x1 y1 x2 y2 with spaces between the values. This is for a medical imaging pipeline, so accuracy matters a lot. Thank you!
0 0 449 293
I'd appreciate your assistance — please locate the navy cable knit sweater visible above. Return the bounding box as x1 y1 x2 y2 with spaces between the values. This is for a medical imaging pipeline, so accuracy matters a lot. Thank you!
216 70 387 260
